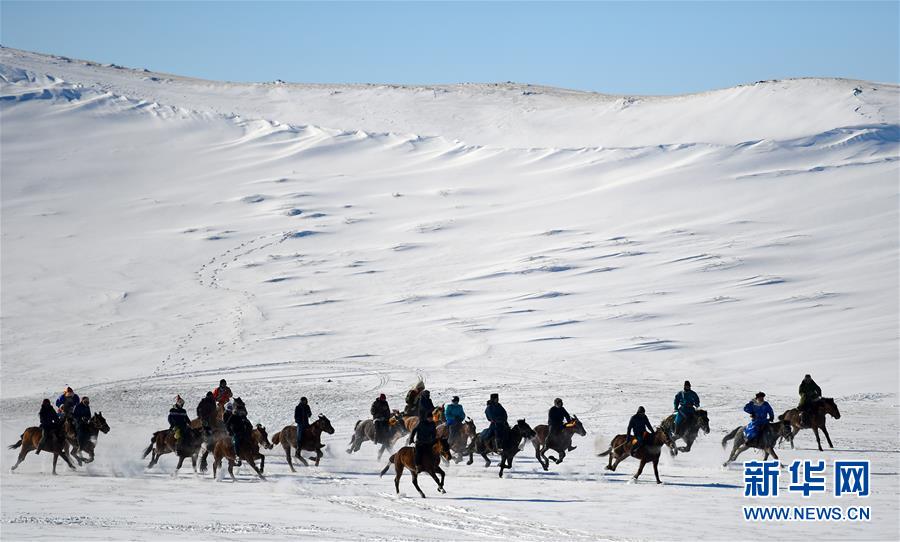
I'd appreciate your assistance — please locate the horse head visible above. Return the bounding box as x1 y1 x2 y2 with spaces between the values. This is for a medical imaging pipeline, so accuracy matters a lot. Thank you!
657 427 676 450
93 412 111 434
515 419 536 439
696 410 710 434
567 415 587 436
318 414 336 434
822 398 841 419
255 424 273 449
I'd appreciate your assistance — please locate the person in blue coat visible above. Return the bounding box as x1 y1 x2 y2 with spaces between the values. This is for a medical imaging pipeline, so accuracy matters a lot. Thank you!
72 396 92 452
444 396 465 440
743 392 774 442
55 387 79 418
673 380 700 436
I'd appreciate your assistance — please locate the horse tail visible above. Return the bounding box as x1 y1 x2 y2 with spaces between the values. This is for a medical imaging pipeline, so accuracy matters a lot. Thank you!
8 434 23 450
597 446 612 457
142 438 155 458
272 431 281 446
379 456 395 477
354 419 363 430
722 426 740 448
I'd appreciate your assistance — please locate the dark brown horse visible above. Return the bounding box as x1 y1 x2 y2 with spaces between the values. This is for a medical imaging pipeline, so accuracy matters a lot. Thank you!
9 426 77 474
271 414 336 471
598 428 674 484
532 416 587 470
347 411 408 459
777 398 840 451
379 438 452 498
210 426 268 481
466 419 537 478
64 412 111 465
721 421 792 466
436 417 477 463
142 425 205 474
658 409 710 455
199 423 272 472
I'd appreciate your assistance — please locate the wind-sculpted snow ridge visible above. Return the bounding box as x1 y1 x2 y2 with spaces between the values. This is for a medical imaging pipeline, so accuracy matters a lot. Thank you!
1 48 898 541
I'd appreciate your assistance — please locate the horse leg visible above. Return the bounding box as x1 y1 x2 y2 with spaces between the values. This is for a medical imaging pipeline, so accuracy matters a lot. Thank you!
175 455 186 477
768 447 779 461
52 453 59 475
789 426 799 449
11 446 29 471
411 471 426 498
634 458 647 480
812 426 824 452
312 447 322 466
394 462 403 494
534 441 548 471
191 454 198 473
436 465 446 492
723 444 747 467
228 459 236 482
554 449 567 464
259 454 265 473
652 458 662 484
428 468 446 494
821 425 834 448
248 459 266 480
610 452 627 472
284 442 296 472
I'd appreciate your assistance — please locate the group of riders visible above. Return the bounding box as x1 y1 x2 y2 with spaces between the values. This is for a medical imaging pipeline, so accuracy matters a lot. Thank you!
36 386 92 456
33 374 824 469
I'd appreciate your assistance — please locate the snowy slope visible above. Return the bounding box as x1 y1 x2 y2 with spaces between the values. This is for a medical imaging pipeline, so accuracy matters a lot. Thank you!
1 46 898 541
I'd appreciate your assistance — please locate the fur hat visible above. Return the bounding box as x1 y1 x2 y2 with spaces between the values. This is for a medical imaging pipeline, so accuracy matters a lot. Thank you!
756 391 766 399
684 380 691 388
174 395 184 406
451 396 460 403
82 396 90 405
490 393 499 401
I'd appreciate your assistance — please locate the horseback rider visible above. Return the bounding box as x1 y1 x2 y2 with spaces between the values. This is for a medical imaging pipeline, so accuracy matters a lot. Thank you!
404 380 425 416
417 389 435 420
673 380 700 437
548 398 572 444
743 392 774 444
408 414 437 469
226 397 250 466
196 391 216 435
168 395 191 454
627 406 655 454
72 396 92 452
212 379 233 407
798 374 822 426
370 393 391 445
444 396 465 440
483 393 509 450
294 396 312 455
55 386 80 419
36 398 61 455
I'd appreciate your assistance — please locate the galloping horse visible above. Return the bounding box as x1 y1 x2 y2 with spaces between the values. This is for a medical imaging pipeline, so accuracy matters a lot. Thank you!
271 414 336 471
64 412 111 465
598 428 674 484
379 438 452 498
199 423 272 472
466 419 537 478
658 409 710 455
777 398 841 451
211 426 268 481
532 416 587 471
721 421 792 466
347 411 408 459
436 418 477 463
9 426 77 474
142 425 205 474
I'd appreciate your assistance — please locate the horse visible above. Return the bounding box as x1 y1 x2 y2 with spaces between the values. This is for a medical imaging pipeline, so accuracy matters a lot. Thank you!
142 425 205 474
777 398 840 451
199 423 272 472
211 426 268 481
598 428 674 484
271 414 335 471
379 438 453 498
658 409 710 455
8 426 77 474
466 419 537 478
64 412 111 465
347 411 408 459
532 416 587 471
721 421 792 466
436 417 477 463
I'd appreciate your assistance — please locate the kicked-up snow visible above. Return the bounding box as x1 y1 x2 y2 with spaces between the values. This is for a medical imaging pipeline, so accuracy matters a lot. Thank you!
1 46 898 540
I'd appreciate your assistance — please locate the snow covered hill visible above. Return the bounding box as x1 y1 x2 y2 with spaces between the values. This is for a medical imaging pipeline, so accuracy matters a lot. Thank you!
1 46 898 540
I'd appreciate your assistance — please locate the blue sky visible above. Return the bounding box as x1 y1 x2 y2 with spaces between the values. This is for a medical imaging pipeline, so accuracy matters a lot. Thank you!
2 1 897 95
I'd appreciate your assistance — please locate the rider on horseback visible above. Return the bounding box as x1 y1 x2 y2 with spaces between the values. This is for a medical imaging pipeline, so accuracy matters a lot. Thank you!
55 386 79 419
36 398 61 455
371 393 391 445
797 374 822 427
673 380 700 437
743 392 774 444
482 393 509 451
627 406 655 454
72 396 92 452
408 414 437 469
168 395 190 454
548 398 572 445
444 396 465 441
226 397 250 466
196 391 216 435
294 396 312 457
212 379 233 407
403 380 425 417
417 390 435 420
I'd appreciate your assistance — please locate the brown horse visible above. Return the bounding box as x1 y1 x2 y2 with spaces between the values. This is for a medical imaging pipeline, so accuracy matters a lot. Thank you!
142 425 205 474
9 426 77 474
598 428 674 484
379 438 452 498
436 417 477 463
199 423 272 472
211 426 267 481
532 416 587 471
271 414 336 471
347 411 408 459
777 398 840 451
721 421 792 466
63 412 111 465
658 409 710 455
